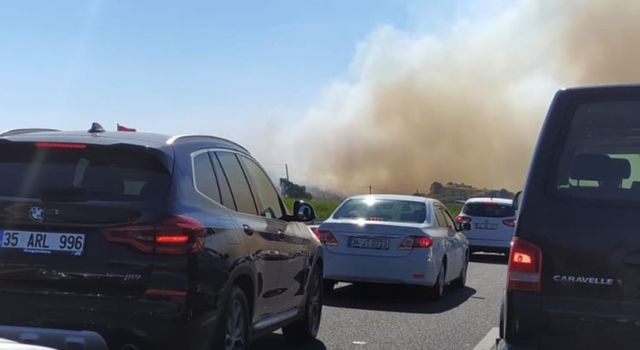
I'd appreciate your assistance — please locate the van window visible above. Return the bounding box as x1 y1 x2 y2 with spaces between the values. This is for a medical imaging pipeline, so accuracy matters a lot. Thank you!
554 101 640 201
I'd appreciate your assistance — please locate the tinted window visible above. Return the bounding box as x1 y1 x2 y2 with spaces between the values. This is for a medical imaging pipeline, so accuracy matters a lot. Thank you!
210 153 236 210
463 202 515 217
0 143 169 201
193 153 220 202
333 198 427 223
239 156 284 219
555 101 640 201
216 152 257 215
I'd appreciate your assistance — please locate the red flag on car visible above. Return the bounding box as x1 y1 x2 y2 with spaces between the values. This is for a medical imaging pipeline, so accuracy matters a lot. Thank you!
117 123 136 132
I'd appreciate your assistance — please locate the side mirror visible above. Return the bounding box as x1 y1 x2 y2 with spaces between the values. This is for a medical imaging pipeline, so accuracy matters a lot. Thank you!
458 222 471 231
513 191 523 211
293 200 316 222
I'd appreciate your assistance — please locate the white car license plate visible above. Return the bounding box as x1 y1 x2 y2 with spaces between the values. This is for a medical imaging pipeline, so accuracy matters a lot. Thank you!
349 237 389 250
475 222 498 230
0 230 85 256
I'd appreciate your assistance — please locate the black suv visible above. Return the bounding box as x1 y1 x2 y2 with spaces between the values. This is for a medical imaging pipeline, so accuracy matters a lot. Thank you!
0 125 323 350
500 85 640 349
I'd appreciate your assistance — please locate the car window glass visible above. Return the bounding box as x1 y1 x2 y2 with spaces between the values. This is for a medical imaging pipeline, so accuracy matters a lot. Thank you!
332 199 426 223
238 156 284 219
443 209 456 230
216 152 258 215
193 153 220 202
210 152 236 210
555 101 640 201
434 207 447 228
463 202 515 217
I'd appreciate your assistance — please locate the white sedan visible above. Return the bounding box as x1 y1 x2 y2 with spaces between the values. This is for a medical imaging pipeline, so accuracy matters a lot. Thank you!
319 194 469 299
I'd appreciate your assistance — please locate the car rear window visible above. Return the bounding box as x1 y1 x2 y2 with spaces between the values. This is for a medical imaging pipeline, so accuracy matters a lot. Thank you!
463 202 515 218
332 198 428 223
554 101 640 201
0 142 170 201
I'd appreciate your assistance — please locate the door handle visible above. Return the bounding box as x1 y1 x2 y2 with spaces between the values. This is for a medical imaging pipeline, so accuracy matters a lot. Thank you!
243 224 254 235
277 229 286 240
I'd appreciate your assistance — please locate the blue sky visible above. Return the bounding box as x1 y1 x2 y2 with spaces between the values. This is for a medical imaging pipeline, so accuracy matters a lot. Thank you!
0 0 453 136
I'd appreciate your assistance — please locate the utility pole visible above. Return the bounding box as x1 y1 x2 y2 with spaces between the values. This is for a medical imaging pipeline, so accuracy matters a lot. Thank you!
369 185 372 194
285 164 290 181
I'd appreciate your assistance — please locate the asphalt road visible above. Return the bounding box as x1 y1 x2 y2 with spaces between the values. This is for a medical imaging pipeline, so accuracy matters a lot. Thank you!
251 253 508 350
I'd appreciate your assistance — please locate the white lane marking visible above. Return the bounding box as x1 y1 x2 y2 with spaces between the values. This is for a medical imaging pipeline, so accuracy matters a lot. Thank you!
352 341 368 345
473 327 499 350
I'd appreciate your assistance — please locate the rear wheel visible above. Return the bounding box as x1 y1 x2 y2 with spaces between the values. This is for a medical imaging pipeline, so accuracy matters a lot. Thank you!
452 252 469 289
428 261 446 300
212 287 250 350
283 264 323 344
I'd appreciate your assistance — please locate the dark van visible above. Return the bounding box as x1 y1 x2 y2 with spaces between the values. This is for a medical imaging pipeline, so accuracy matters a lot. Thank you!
500 85 640 349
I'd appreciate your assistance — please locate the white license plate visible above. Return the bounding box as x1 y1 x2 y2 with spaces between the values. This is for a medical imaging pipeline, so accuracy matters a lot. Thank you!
475 222 498 230
0 230 85 256
349 237 389 250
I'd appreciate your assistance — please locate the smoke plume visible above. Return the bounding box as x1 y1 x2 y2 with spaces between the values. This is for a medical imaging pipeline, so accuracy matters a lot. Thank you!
286 0 640 194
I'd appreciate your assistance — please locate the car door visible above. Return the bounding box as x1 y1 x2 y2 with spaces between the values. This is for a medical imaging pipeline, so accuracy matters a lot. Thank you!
238 155 309 311
214 151 287 320
442 207 465 279
434 205 461 282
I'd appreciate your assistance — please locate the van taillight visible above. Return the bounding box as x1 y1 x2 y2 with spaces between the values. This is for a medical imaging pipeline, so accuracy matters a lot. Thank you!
507 237 542 293
318 230 338 246
103 215 205 255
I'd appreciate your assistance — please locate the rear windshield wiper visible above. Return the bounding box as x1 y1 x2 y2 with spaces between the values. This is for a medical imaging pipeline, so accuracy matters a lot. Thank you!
40 187 91 202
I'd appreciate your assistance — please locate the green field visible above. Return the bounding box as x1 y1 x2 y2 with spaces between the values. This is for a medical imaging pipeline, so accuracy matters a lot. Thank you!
284 197 463 221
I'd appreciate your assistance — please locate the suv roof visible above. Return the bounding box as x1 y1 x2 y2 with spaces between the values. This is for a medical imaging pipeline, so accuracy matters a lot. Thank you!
465 197 513 205
0 130 249 154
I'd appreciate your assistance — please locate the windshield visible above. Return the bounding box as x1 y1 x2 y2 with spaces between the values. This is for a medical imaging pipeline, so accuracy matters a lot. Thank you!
332 198 428 223
0 143 170 201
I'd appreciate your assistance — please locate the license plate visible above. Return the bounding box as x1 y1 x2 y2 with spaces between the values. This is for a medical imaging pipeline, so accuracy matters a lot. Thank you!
0 230 85 256
349 237 389 250
475 222 498 230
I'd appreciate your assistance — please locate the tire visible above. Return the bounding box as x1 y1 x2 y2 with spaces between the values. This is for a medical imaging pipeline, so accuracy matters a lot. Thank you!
212 287 250 350
428 261 446 300
452 252 469 289
323 279 336 296
283 264 323 344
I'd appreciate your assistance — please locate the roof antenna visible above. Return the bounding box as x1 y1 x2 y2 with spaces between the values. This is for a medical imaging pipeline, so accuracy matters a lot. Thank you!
88 122 105 133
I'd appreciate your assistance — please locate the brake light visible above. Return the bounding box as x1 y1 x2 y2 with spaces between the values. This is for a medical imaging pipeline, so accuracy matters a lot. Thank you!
36 142 87 149
103 215 205 255
144 289 187 298
318 230 338 246
507 237 542 293
399 235 433 249
455 215 472 224
310 227 321 239
503 218 517 227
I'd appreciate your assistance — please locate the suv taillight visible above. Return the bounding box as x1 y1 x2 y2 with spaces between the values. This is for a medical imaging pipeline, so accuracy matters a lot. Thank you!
455 215 472 224
399 235 433 249
318 230 338 246
103 215 205 255
507 237 542 293
503 218 517 227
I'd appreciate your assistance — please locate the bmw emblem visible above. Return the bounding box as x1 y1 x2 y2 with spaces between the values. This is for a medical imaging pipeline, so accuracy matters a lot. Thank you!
29 206 45 223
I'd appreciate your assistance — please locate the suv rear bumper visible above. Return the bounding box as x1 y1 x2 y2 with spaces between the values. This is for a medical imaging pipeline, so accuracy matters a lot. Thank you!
0 326 107 350
0 292 215 350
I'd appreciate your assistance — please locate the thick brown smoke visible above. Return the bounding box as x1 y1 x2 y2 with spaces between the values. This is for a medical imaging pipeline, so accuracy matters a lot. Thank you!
286 0 640 195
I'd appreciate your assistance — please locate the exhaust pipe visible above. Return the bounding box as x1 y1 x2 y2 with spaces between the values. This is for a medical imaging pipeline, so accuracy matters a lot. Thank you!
120 344 139 350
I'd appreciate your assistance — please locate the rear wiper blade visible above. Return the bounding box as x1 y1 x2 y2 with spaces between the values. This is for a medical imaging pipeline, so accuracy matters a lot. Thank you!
40 187 91 201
